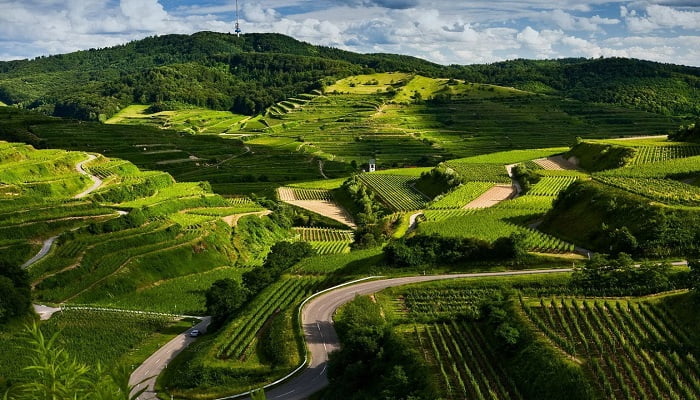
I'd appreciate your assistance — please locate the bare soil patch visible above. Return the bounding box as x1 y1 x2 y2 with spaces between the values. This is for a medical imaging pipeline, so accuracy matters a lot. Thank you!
463 185 515 209
534 155 579 170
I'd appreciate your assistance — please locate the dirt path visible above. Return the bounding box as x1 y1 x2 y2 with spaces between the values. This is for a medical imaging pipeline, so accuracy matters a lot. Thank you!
74 154 102 198
222 210 273 227
463 185 516 209
613 135 668 141
318 159 328 179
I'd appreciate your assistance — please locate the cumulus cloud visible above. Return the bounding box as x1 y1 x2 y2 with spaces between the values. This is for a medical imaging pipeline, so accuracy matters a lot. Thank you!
624 4 700 32
0 0 698 67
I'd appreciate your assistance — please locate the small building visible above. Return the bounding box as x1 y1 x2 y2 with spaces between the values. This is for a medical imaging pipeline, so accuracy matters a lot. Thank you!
368 158 376 172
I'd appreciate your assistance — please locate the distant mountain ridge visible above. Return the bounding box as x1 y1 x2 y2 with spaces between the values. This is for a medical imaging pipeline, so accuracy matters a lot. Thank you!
0 31 698 120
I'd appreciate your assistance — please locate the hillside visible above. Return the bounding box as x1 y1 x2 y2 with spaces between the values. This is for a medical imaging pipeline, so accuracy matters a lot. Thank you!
0 32 698 121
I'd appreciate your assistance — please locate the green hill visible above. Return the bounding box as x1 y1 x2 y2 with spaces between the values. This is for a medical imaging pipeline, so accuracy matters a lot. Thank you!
0 32 698 121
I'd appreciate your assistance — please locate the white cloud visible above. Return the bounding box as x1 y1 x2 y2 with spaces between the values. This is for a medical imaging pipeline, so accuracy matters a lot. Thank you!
0 0 698 67
546 9 619 31
624 4 700 33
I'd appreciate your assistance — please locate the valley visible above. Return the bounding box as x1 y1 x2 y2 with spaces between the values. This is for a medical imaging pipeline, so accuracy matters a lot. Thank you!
0 32 699 400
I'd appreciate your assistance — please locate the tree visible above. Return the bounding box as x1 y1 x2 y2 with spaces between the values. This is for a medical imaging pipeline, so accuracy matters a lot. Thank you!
205 279 249 329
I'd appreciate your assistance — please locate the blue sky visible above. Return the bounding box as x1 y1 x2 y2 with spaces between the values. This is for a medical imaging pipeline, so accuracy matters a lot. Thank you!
1 1 699 66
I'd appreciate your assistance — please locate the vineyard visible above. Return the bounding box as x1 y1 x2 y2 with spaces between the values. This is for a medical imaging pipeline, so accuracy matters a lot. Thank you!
429 182 494 209
527 176 579 196
420 206 575 253
411 321 523 400
594 176 700 207
630 145 700 165
443 162 511 183
521 298 700 400
215 276 324 360
279 187 334 201
294 227 354 255
359 173 427 211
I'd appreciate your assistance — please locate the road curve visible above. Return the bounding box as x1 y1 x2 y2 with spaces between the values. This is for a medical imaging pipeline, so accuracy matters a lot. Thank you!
74 154 102 199
130 316 212 399
227 268 573 400
21 235 59 268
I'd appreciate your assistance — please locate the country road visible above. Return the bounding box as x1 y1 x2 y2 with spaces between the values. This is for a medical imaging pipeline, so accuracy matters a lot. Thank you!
130 316 212 399
21 235 58 268
74 154 102 199
225 268 573 400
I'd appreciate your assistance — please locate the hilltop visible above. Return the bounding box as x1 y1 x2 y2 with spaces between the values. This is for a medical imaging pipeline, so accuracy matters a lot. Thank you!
0 32 698 121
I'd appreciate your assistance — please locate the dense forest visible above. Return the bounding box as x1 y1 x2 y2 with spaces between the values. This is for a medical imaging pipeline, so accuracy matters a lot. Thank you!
0 32 698 120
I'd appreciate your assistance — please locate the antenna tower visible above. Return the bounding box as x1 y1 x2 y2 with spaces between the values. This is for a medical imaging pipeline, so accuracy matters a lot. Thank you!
234 0 242 37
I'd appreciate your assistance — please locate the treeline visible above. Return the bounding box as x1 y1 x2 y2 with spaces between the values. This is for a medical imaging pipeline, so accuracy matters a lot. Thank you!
565 140 635 171
2 32 699 120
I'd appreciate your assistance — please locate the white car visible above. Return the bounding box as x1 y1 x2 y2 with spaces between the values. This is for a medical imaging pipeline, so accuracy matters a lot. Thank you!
189 329 200 337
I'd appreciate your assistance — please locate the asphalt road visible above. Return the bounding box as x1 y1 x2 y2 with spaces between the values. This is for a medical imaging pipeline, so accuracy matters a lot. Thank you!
130 316 212 400
229 268 573 400
21 235 59 268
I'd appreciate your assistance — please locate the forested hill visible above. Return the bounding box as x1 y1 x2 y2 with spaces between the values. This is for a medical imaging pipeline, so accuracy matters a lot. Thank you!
0 31 698 120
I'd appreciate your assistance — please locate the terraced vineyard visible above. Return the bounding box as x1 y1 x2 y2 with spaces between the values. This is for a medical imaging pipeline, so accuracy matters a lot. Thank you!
595 176 700 206
527 176 579 196
443 162 511 183
429 182 494 209
359 173 427 211
420 205 575 253
522 298 700 400
294 227 353 255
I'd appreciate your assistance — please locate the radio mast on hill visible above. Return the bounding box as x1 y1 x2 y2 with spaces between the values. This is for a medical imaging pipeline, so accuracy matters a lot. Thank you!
234 0 242 37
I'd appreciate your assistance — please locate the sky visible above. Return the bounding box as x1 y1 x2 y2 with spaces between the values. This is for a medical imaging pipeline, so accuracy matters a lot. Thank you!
0 1 699 66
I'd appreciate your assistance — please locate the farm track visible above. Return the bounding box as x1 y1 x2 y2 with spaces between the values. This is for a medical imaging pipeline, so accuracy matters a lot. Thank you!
222 210 273 227
74 154 103 198
228 268 573 400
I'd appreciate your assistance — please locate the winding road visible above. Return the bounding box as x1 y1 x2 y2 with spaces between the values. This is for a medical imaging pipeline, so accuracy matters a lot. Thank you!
130 316 212 399
74 154 102 199
221 268 573 400
21 236 59 268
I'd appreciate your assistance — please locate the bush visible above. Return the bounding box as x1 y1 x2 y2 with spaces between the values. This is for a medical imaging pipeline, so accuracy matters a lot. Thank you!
383 233 527 267
205 279 249 330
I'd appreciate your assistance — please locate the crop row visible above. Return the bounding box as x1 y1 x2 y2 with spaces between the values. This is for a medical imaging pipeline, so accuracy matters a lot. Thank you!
309 241 351 255
443 162 511 184
522 298 700 399
402 287 498 319
429 182 494 209
294 227 354 242
290 188 333 201
359 174 426 211
414 321 522 400
216 276 322 360
527 176 578 196
420 208 574 253
595 176 700 207
631 145 700 165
